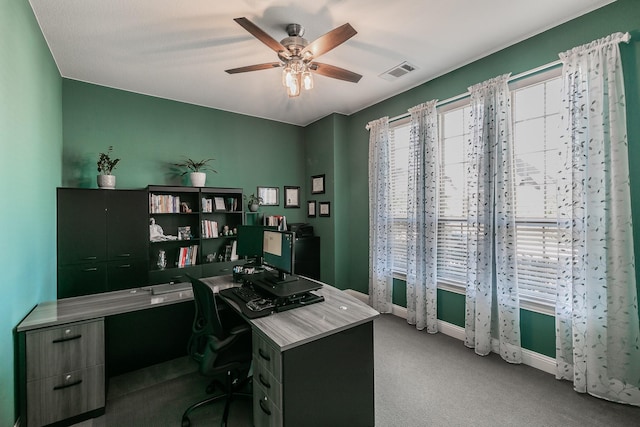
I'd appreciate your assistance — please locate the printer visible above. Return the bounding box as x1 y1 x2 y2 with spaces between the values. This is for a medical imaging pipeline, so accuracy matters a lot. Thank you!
288 223 314 238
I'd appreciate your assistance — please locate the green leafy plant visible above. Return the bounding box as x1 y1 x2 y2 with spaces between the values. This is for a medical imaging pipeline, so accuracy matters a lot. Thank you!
174 157 217 175
97 146 120 175
244 193 263 206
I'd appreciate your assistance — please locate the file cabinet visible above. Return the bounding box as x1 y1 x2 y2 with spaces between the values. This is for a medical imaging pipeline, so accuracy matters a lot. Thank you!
23 319 105 426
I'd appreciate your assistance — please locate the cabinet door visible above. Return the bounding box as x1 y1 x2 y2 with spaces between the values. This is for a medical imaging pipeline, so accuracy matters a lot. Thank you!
57 189 107 265
107 259 148 291
294 237 320 279
106 190 148 260
58 264 108 298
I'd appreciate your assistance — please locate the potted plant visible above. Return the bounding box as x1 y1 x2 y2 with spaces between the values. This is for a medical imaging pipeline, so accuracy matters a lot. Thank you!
244 193 263 212
97 146 120 189
174 157 217 187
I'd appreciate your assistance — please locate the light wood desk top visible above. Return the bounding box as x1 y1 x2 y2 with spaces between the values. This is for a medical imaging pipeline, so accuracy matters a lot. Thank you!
238 281 379 351
16 275 379 352
16 276 235 332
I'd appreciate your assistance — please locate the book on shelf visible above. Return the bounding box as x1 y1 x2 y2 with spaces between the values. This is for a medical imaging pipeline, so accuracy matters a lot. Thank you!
202 198 213 213
265 215 287 230
201 220 218 238
177 244 198 268
149 194 181 213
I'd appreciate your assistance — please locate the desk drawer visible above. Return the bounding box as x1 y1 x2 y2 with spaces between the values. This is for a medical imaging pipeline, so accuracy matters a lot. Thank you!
253 355 282 409
253 331 281 380
253 383 283 427
26 319 104 381
26 364 105 427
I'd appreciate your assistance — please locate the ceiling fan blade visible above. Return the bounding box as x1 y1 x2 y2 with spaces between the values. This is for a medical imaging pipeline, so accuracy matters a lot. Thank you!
300 23 357 59
225 62 282 74
234 17 288 54
310 62 362 83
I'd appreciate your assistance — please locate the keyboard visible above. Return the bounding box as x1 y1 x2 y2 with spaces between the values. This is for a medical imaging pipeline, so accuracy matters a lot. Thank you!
231 285 263 303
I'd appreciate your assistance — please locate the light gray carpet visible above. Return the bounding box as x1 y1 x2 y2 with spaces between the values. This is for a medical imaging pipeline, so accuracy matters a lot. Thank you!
75 314 638 426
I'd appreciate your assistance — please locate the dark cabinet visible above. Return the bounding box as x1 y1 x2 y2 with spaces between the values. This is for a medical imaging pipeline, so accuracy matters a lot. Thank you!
57 188 148 298
294 236 320 280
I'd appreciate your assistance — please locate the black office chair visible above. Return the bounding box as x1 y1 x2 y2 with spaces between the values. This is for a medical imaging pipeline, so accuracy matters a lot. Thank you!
182 276 253 427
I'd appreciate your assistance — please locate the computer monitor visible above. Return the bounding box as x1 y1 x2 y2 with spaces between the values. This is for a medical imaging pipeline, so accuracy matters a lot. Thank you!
262 229 298 283
236 225 274 266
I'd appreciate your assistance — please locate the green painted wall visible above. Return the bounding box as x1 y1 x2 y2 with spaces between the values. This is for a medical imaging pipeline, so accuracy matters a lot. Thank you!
62 79 306 223
0 0 62 424
344 0 640 356
303 115 336 284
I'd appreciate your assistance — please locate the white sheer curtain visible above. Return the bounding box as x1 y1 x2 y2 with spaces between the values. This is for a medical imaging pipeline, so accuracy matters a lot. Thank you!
406 100 439 333
368 117 393 313
556 32 640 405
465 74 522 363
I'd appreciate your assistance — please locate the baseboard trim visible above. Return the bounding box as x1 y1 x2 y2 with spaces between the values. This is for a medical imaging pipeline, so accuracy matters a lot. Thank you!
344 288 555 375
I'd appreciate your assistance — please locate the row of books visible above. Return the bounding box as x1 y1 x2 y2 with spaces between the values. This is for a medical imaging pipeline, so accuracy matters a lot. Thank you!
265 215 287 230
150 194 181 213
202 198 214 213
201 220 219 238
177 245 198 268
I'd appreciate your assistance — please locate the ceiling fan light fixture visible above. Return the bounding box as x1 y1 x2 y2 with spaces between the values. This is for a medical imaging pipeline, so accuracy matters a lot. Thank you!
302 71 313 90
282 65 293 86
287 73 301 97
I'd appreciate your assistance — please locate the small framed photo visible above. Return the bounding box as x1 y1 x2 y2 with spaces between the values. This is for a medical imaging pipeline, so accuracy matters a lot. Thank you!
307 200 316 217
311 174 325 194
258 186 279 206
319 201 330 217
177 226 192 240
284 186 300 208
214 197 226 211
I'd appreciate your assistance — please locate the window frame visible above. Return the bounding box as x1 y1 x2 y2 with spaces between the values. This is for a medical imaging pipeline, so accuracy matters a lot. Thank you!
387 68 562 315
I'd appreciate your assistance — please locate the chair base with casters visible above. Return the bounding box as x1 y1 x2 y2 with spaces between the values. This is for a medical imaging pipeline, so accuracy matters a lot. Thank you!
182 276 253 427
181 368 252 427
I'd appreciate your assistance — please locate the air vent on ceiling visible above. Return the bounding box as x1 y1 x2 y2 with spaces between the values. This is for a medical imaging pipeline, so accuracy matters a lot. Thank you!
379 61 418 81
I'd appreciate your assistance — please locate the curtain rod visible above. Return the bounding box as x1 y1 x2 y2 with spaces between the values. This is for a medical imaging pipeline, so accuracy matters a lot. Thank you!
373 30 631 128
385 59 562 125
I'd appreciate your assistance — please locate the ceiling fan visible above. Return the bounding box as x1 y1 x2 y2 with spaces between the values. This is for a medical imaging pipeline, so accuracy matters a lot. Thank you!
225 17 362 97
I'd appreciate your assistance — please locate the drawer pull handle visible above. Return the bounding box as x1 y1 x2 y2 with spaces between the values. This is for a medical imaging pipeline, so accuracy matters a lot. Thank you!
258 373 270 389
83 267 98 272
83 256 97 261
53 379 82 390
258 348 270 361
117 253 131 258
117 264 131 268
52 334 82 343
259 398 271 416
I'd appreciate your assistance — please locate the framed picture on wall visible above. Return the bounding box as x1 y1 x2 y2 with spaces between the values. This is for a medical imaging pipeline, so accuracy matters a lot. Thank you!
257 186 279 206
284 186 300 208
319 201 330 217
311 174 325 194
307 200 316 217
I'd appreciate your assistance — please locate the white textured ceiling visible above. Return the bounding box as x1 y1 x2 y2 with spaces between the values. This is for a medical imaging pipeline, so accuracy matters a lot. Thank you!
29 0 614 126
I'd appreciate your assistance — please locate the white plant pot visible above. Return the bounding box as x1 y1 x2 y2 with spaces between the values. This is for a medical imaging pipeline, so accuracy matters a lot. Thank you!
190 172 206 187
97 174 116 189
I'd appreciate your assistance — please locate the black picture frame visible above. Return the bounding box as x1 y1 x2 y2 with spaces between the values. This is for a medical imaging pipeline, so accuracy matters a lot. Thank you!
307 200 316 217
319 201 330 217
257 186 279 206
284 186 300 208
311 174 325 194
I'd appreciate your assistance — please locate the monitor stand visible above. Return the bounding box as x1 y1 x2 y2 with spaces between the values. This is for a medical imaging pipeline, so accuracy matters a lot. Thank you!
264 271 299 285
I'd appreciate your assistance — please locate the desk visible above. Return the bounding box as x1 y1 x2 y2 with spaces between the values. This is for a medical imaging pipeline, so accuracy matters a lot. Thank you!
16 276 379 427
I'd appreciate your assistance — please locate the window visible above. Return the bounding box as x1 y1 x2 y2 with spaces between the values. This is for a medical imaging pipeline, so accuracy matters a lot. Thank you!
437 104 471 284
511 74 562 305
387 70 562 308
389 120 410 273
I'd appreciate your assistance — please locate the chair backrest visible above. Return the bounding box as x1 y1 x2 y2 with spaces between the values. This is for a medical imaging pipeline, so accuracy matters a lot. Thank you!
188 276 227 355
